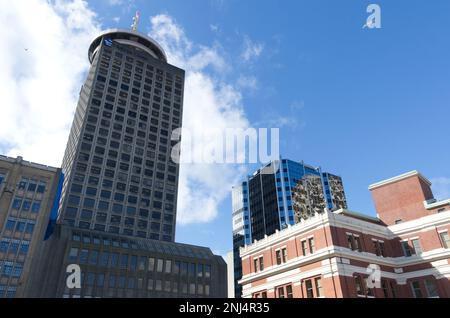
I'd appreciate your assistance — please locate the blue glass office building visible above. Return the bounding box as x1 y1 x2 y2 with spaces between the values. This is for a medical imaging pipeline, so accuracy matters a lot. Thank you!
231 158 347 297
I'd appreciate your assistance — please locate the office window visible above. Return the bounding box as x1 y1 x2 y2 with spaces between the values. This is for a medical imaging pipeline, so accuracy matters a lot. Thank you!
373 240 386 257
189 263 196 277
205 265 211 278
411 281 423 298
411 239 422 255
148 257 155 272
12 263 23 277
305 279 314 298
282 248 287 263
68 247 79 262
137 256 146 271
118 276 126 288
155 280 162 291
127 278 135 289
381 279 390 298
347 234 362 252
147 278 153 290
120 254 129 269
286 285 293 298
156 259 164 272
253 259 258 273
22 200 31 211
12 198 22 210
5 286 16 298
19 241 30 254
130 255 137 271
301 240 308 256
165 260 172 273
5 219 15 231
97 274 105 287
110 253 119 268
354 275 365 296
197 264 204 278
276 250 282 265
31 202 41 213
308 238 315 253
277 286 285 298
86 272 95 286
425 279 439 298
259 257 264 271
99 252 109 267
164 280 171 292
173 261 180 275
439 232 450 249
401 241 414 257
79 249 89 264
88 250 98 265
315 277 323 297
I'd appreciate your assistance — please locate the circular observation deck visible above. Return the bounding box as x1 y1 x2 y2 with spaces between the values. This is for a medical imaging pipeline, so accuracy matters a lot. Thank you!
88 29 167 64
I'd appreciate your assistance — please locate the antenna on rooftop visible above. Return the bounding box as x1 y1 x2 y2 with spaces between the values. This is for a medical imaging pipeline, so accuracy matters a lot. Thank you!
131 10 140 31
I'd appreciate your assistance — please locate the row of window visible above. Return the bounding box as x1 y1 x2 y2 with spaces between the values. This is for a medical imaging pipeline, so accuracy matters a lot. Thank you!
0 285 17 298
11 197 41 214
3 218 35 235
67 248 211 278
16 178 46 194
64 221 171 241
347 231 450 257
253 238 315 273
101 47 183 88
0 261 23 278
64 276 209 297
0 238 30 255
253 277 323 298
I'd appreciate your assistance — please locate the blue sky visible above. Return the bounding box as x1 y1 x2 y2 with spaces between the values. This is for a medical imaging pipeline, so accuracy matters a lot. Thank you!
1 0 450 257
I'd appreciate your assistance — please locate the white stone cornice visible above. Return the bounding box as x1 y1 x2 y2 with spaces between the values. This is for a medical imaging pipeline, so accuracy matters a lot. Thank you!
239 245 450 285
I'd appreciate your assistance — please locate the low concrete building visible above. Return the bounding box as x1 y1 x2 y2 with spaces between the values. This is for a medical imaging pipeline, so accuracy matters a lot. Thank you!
28 225 227 298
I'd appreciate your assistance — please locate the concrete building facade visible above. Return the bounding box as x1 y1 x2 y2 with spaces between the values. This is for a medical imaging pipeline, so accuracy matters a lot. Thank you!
0 155 62 298
239 171 450 298
59 29 183 242
28 225 226 298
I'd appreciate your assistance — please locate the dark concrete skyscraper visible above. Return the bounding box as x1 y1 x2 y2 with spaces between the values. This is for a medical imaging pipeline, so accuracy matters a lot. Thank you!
21 27 227 298
59 29 184 242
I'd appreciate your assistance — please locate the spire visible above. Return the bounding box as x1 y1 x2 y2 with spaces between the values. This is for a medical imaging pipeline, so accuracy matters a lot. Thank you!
131 10 140 31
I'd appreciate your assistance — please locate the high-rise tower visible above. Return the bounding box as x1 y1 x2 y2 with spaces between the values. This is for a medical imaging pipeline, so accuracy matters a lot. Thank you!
22 25 227 298
59 29 184 242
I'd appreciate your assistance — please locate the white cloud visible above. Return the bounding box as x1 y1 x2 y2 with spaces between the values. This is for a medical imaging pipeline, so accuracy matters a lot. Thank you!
210 24 219 32
431 177 450 200
254 100 305 129
112 16 120 23
237 75 258 91
149 14 251 225
0 0 101 166
108 0 123 5
241 35 263 62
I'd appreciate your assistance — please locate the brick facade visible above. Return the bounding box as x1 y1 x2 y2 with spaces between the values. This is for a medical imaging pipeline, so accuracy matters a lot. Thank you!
239 171 450 298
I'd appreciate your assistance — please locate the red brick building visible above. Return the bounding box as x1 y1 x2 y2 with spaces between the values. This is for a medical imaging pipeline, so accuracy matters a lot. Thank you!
239 171 450 298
